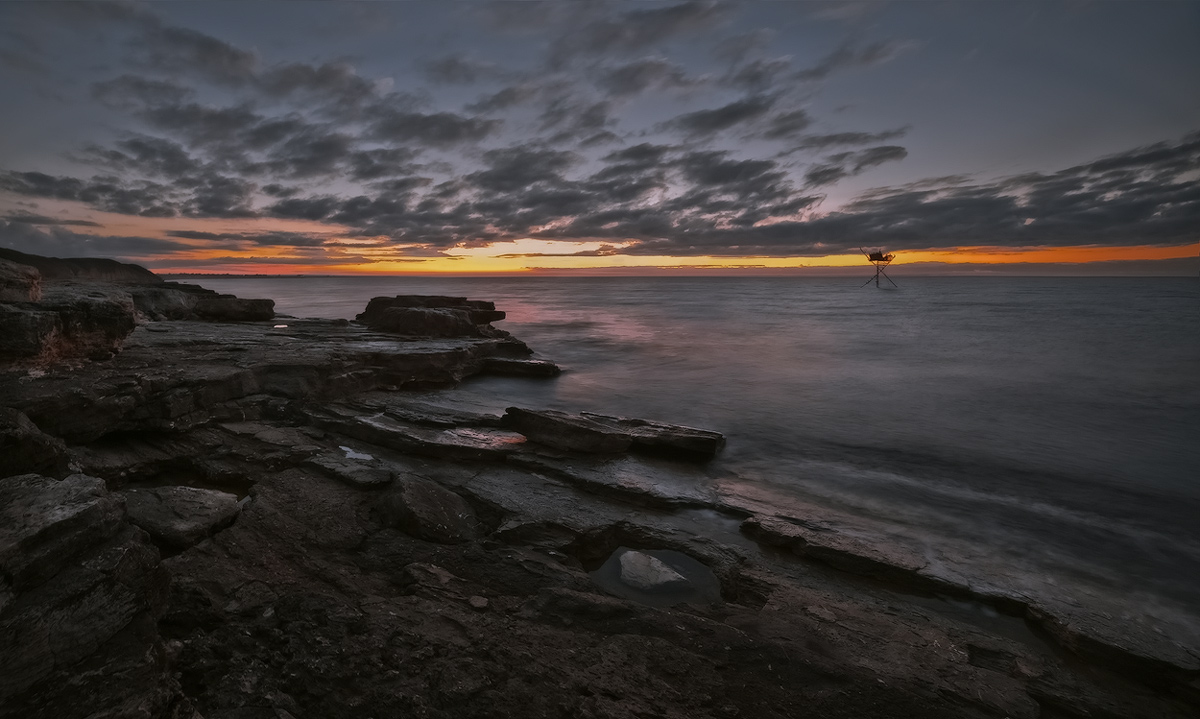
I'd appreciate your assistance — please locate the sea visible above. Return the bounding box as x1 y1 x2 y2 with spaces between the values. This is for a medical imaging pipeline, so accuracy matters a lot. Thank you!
194 275 1200 611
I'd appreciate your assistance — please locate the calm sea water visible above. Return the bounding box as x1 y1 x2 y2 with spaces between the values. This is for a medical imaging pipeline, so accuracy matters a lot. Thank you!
196 276 1200 606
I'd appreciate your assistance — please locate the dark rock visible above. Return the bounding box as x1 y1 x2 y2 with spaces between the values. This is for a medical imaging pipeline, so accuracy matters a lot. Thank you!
306 454 394 489
0 473 125 589
376 475 479 544
0 285 137 363
582 411 725 460
0 258 41 302
121 486 241 549
483 357 562 377
0 408 69 478
372 306 479 337
313 411 526 461
0 472 179 716
0 247 162 284
356 295 505 334
193 295 275 322
502 407 632 453
619 550 690 591
127 285 201 320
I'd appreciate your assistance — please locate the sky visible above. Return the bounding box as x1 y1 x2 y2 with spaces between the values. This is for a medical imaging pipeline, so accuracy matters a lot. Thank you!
0 0 1197 275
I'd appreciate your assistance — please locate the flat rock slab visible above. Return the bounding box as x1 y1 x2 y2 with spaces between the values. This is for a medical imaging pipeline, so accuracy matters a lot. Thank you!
502 407 632 454
508 454 715 510
376 475 478 544
582 411 725 460
307 454 393 489
319 411 526 461
122 485 240 549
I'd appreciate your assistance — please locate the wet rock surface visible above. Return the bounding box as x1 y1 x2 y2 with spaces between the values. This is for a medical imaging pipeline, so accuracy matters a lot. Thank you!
0 252 1197 719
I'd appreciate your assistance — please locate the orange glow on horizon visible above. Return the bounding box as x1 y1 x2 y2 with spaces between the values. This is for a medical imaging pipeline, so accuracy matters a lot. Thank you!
147 242 1199 275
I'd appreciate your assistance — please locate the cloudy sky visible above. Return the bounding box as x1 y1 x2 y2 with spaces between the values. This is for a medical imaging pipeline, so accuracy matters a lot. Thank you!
0 0 1197 274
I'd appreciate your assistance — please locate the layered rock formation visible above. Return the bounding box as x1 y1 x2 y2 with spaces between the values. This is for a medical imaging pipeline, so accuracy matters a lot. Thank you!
1 251 1196 719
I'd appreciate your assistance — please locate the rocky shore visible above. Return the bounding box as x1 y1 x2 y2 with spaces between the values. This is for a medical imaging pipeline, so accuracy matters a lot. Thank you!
2 252 1197 719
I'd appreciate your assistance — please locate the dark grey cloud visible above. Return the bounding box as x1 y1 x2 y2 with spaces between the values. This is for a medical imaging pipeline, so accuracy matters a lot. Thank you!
547 1 727 68
723 57 792 92
466 84 542 113
368 106 500 146
665 95 774 135
797 40 908 81
134 24 258 86
782 127 910 152
469 147 579 193
597 57 694 97
804 145 908 186
166 229 330 248
3 212 102 228
758 110 813 140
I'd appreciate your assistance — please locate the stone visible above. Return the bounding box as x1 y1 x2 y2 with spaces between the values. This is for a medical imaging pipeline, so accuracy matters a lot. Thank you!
122 485 241 549
127 285 201 320
618 550 690 591
373 307 479 337
376 475 478 544
581 412 725 461
468 595 489 611
306 454 394 489
0 407 69 479
0 474 124 590
0 285 137 363
356 295 505 334
501 407 632 454
0 258 41 302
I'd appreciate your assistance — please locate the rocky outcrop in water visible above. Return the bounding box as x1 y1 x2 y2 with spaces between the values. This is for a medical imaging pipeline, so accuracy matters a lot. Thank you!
1 251 1196 719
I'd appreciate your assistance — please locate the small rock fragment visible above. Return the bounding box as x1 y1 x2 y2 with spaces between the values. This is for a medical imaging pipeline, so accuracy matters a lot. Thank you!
618 550 691 592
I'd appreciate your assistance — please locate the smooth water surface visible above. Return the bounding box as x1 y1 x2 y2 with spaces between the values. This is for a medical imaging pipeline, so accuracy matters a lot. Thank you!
197 275 1200 605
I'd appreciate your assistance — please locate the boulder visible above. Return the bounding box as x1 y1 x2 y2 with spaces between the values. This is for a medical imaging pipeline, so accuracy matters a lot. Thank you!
356 295 504 333
0 474 124 591
0 285 138 363
618 550 690 591
193 296 275 322
376 475 478 544
0 408 69 479
373 307 478 337
121 486 241 549
0 258 41 302
501 407 632 454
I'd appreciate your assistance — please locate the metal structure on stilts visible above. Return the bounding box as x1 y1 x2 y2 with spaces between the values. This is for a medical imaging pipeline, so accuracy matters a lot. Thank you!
860 248 897 288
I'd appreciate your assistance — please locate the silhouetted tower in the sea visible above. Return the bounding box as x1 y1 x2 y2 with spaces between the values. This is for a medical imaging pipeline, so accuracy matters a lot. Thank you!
860 248 897 288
